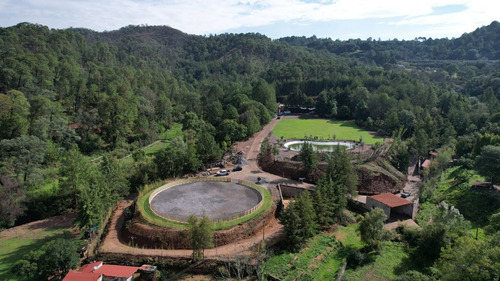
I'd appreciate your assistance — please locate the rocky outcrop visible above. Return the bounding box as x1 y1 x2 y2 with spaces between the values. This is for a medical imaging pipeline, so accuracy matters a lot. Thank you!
259 151 405 195
355 161 406 195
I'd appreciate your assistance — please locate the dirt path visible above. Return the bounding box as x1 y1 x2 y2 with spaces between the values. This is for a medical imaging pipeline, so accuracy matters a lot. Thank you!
98 117 300 259
233 116 313 188
99 200 283 258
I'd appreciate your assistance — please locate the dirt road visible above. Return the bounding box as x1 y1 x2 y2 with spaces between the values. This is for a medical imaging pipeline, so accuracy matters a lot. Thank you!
98 117 309 259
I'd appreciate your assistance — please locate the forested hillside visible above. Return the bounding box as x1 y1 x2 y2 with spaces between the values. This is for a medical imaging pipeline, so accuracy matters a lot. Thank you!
280 21 500 63
0 21 499 232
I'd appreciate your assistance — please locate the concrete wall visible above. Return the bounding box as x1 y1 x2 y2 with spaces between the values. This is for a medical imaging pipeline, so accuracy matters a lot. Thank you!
365 197 392 219
279 184 314 198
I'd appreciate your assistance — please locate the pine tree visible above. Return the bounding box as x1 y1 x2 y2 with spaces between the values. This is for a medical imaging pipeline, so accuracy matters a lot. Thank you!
321 146 357 219
301 141 317 172
280 191 318 251
314 179 335 228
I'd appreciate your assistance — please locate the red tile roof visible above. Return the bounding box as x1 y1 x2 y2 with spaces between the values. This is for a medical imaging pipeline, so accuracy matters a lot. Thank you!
422 159 431 168
429 151 438 157
98 265 140 278
370 193 413 208
62 270 101 281
80 261 103 273
63 261 140 281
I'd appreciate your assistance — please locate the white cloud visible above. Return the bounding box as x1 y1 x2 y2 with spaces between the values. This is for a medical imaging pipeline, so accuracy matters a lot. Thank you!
0 0 497 38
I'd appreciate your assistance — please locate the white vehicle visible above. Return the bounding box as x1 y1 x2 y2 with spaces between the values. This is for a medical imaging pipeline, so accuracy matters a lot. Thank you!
216 170 230 176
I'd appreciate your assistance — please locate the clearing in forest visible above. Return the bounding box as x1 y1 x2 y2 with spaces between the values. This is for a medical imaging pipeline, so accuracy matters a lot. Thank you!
272 119 382 145
0 213 81 281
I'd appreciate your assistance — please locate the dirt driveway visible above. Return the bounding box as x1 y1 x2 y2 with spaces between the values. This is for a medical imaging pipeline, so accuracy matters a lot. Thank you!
98 116 309 259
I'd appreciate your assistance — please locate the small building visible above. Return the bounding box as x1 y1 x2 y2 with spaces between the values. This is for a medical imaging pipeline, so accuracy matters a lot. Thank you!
63 261 142 281
421 159 431 169
472 181 500 192
366 193 414 220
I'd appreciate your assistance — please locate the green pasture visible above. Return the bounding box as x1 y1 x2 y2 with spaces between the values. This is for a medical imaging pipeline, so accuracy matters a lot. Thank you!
433 166 498 227
137 178 273 231
0 225 82 281
272 119 382 145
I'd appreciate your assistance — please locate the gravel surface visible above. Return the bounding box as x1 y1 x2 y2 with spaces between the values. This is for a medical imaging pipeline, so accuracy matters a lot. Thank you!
150 181 261 220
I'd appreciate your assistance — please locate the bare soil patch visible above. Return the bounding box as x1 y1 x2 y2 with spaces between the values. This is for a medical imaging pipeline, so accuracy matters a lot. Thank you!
0 212 78 239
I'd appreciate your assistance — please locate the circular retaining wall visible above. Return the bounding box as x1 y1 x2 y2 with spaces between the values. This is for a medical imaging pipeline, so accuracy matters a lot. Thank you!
124 178 276 249
124 199 276 250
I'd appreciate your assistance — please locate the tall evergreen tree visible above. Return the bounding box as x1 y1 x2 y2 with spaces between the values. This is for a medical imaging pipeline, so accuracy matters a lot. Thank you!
280 191 317 251
300 141 317 172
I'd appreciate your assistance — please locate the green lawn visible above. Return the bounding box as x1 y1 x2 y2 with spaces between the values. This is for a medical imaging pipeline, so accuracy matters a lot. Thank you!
0 225 81 281
272 119 382 145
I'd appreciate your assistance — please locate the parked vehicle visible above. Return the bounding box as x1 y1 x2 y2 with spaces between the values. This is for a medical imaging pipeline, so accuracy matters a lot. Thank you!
216 170 230 176
401 190 411 198
232 166 243 172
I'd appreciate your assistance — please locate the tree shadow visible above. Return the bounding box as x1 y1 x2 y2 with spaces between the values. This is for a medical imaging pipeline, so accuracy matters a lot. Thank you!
393 248 430 276
0 230 76 281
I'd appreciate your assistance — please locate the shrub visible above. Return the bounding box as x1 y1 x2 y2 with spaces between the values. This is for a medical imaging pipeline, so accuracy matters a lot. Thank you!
347 249 367 268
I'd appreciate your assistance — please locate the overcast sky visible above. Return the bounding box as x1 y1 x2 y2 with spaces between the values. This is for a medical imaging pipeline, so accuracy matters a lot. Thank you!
0 0 498 40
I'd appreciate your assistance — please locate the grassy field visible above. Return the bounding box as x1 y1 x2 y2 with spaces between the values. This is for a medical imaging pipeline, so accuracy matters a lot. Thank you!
137 179 273 231
272 119 382 145
264 224 364 280
158 123 183 140
344 242 409 281
0 217 82 281
264 223 412 281
433 166 498 227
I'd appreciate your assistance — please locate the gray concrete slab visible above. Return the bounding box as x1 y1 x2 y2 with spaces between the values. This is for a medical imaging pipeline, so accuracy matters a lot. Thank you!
150 181 261 221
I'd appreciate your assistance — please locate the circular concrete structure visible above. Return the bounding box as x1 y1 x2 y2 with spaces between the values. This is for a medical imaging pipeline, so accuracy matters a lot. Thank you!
150 180 262 222
284 140 355 152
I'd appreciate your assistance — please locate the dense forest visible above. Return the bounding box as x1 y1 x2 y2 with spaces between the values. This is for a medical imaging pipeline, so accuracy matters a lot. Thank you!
1 20 499 227
0 18 499 280
1 20 500 267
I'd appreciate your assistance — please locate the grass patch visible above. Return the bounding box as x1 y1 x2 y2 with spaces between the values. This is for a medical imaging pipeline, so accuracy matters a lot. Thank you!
264 234 339 281
0 226 82 281
434 167 500 227
344 241 409 281
143 141 169 155
272 119 381 145
264 224 364 281
137 178 273 231
158 123 183 140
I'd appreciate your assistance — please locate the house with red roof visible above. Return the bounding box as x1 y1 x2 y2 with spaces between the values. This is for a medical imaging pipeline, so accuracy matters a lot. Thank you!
63 261 143 281
421 159 431 169
366 193 415 220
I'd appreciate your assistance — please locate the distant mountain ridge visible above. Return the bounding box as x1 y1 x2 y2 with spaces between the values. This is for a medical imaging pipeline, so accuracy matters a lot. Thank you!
278 21 500 62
